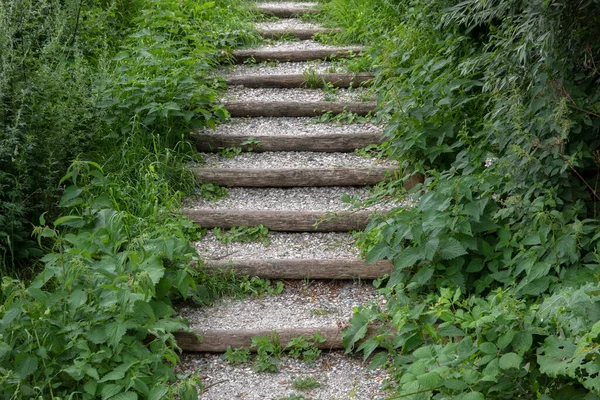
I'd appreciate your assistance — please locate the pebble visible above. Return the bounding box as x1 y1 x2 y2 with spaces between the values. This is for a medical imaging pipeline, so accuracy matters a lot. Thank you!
197 151 397 169
196 117 383 137
224 86 374 103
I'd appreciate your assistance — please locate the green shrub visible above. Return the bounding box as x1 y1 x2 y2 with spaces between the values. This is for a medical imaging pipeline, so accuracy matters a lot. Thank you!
320 0 600 397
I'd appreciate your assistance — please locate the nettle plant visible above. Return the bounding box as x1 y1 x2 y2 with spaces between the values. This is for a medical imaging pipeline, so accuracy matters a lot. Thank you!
0 162 201 399
337 0 600 398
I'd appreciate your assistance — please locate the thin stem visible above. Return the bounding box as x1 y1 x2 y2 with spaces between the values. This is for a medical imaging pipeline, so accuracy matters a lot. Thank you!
558 153 600 202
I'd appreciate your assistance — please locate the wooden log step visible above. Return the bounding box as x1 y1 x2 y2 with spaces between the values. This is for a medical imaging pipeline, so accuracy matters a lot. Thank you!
224 101 377 118
256 4 319 18
191 132 383 153
258 27 339 40
226 73 375 89
175 327 342 352
204 258 394 280
181 209 376 232
193 166 396 187
230 47 363 63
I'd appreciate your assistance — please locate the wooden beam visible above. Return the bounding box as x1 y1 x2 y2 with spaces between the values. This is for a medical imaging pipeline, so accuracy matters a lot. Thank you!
230 47 363 63
193 166 396 187
203 258 394 280
175 327 342 352
223 101 377 118
191 132 383 153
256 4 319 18
258 28 339 40
181 209 379 232
226 73 375 89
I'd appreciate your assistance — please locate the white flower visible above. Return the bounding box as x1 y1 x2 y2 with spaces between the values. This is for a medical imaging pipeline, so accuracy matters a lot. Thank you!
485 157 497 167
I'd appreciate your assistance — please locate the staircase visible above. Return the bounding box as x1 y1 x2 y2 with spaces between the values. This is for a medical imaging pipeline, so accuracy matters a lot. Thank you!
176 2 398 397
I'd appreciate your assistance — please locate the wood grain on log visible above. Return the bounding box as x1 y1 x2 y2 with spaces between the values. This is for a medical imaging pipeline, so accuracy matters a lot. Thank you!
182 209 379 232
256 5 319 18
224 101 377 118
175 327 342 352
259 28 339 40
231 47 363 63
191 132 383 153
204 259 394 280
226 73 374 89
193 167 396 187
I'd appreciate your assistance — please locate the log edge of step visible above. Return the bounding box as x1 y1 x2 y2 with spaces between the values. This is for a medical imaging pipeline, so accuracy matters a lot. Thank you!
175 327 342 352
202 258 394 280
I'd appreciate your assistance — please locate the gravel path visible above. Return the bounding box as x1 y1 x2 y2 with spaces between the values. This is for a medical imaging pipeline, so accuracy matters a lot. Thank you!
250 40 362 52
198 151 397 169
223 61 340 76
224 86 374 103
256 18 323 31
185 187 396 212
196 232 361 260
178 351 390 400
255 1 318 8
179 281 381 331
196 117 383 137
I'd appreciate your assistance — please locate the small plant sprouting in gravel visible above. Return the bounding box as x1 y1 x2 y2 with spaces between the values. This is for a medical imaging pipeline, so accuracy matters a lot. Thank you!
217 146 243 158
199 183 229 201
292 377 322 391
222 346 251 365
303 67 324 89
240 137 262 151
309 307 334 316
240 277 284 297
286 333 326 365
253 333 285 373
213 225 270 245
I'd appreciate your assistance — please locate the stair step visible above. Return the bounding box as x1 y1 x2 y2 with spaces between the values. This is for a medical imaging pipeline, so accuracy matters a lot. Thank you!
205 259 393 279
256 3 319 18
224 101 376 117
192 117 383 153
175 327 341 352
226 73 374 88
193 132 383 152
176 281 380 351
195 166 394 187
230 46 363 63
195 152 397 187
184 209 374 232
259 27 339 40
183 187 396 231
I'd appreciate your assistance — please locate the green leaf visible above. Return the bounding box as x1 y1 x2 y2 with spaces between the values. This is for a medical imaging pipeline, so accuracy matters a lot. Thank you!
460 392 485 400
149 386 169 400
14 353 38 379
101 384 124 400
499 352 522 370
366 241 390 263
111 393 138 400
497 330 515 349
84 380 98 396
444 379 468 391
54 215 85 228
393 247 422 270
140 255 165 285
342 311 370 351
479 342 498 355
417 371 442 388
437 326 465 337
438 238 467 260
422 237 440 260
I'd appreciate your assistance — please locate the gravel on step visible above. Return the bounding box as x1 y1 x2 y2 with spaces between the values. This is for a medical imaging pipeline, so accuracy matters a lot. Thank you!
178 351 390 400
178 280 381 331
250 40 362 52
223 61 340 76
196 117 383 137
196 232 360 260
255 2 318 8
256 18 323 31
185 187 396 212
224 86 373 103
198 152 397 169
